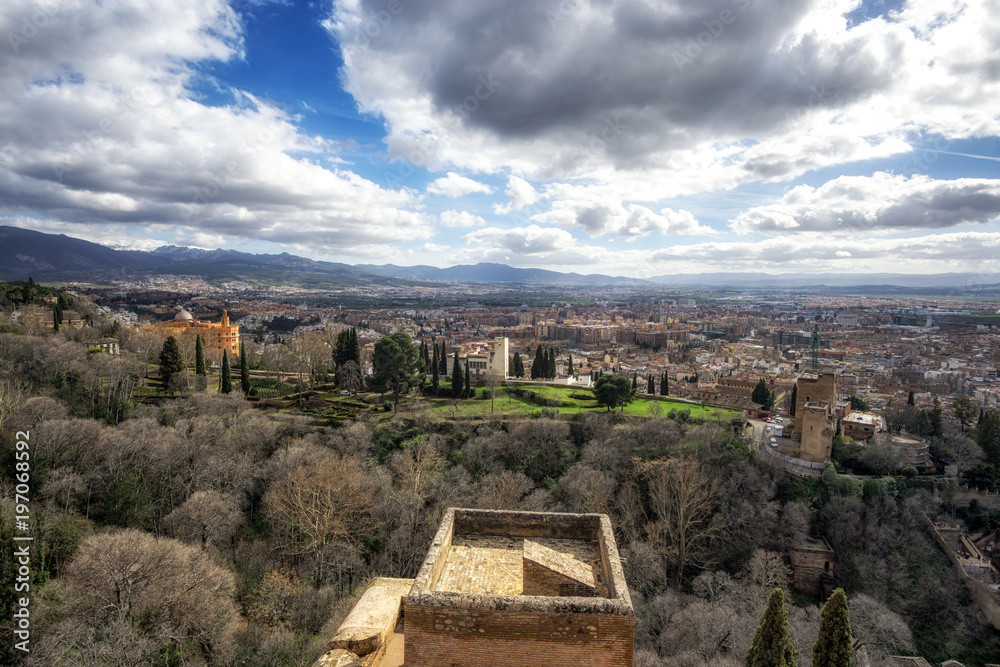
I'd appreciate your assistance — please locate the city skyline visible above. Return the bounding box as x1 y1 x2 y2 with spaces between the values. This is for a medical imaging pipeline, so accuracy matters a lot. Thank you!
2 0 1000 278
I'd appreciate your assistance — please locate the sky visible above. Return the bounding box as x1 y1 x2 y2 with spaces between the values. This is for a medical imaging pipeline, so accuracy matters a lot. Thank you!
2 0 1000 279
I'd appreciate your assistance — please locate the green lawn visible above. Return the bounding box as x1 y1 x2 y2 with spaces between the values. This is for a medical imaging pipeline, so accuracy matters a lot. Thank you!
424 384 739 420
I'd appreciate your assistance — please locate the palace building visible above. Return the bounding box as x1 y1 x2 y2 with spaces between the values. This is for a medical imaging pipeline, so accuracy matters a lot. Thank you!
145 309 240 356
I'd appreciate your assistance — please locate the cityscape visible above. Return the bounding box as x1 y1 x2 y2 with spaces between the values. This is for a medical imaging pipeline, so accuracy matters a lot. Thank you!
2 0 1000 666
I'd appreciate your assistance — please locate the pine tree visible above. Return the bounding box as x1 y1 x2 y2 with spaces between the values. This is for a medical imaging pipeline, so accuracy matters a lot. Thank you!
452 350 463 398
239 341 250 395
432 344 440 394
746 588 797 667
464 361 471 398
812 588 852 667
158 336 183 387
790 384 798 416
195 335 206 376
647 375 655 394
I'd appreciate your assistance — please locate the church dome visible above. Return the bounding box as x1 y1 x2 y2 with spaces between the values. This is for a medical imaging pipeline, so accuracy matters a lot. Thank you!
174 309 193 321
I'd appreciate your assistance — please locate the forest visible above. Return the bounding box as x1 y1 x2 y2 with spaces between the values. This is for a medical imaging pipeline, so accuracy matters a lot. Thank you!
0 293 998 666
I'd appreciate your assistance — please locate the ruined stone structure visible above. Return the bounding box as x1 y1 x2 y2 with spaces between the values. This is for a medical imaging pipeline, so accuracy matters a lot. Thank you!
144 308 239 356
404 508 634 667
315 508 634 667
789 537 835 598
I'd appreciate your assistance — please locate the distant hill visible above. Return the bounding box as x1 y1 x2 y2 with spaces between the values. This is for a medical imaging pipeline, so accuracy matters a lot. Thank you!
2 226 996 291
0 227 400 287
0 226 167 280
355 262 651 286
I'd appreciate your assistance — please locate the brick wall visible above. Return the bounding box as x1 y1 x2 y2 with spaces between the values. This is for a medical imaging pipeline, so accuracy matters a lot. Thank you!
522 557 595 597
403 604 634 667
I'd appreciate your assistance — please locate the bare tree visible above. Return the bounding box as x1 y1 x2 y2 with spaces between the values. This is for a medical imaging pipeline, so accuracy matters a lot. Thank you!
264 455 384 585
60 529 236 664
163 490 243 551
559 464 616 514
643 457 722 590
483 369 504 413
475 470 534 510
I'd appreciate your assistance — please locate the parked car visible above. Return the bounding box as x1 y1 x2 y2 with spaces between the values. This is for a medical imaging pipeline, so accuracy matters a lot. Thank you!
338 390 351 396
769 437 778 447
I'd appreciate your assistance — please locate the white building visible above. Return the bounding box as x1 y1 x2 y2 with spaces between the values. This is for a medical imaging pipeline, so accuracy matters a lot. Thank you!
464 337 510 380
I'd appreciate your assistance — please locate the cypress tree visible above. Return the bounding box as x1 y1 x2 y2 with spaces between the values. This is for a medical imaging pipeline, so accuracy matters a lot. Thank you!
752 378 771 406
790 384 798 416
221 350 232 394
53 302 63 331
464 361 471 398
239 341 250 395
532 346 544 379
930 397 943 437
549 348 557 378
350 328 361 364
907 390 915 406
439 343 448 374
452 350 463 398
195 335 206 376
647 375 655 394
661 370 669 396
812 588 852 667
568 353 573 374
432 344 440 394
746 588 797 667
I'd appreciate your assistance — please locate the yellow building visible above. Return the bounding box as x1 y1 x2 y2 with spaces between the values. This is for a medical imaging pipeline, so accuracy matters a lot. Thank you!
146 309 239 356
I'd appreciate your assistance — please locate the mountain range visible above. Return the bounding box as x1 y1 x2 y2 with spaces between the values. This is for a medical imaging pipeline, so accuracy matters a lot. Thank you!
0 225 997 291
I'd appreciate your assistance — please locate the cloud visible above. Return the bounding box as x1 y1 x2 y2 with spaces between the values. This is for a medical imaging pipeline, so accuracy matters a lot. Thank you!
426 172 493 197
650 231 1000 272
731 173 1000 233
439 210 486 228
535 193 713 237
463 224 576 255
0 0 432 254
493 176 540 214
